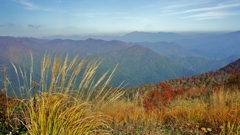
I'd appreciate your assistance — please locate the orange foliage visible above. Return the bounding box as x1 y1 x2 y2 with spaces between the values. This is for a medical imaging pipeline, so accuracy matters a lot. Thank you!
143 82 190 112
143 90 161 112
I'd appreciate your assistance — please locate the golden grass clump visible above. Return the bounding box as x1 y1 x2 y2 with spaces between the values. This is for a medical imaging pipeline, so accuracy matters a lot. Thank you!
206 87 240 134
168 98 207 124
23 92 111 135
6 53 124 134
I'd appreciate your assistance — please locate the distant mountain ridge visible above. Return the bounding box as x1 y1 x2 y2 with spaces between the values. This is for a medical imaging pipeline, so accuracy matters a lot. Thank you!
175 31 240 59
45 31 240 60
120 31 185 42
42 38 131 55
44 31 185 42
0 36 239 88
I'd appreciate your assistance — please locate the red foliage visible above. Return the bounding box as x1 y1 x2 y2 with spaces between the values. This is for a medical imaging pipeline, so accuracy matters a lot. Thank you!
143 90 161 112
143 82 190 112
158 82 175 106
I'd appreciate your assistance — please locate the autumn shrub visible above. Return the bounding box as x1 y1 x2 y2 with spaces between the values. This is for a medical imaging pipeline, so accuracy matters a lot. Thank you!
143 90 162 112
143 82 189 112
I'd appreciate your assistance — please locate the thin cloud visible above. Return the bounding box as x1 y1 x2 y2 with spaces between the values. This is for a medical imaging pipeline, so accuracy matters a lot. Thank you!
18 0 49 10
183 12 240 20
135 0 208 10
167 1 240 15
28 24 42 29
161 0 240 20
74 12 128 18
163 0 209 9
0 23 16 27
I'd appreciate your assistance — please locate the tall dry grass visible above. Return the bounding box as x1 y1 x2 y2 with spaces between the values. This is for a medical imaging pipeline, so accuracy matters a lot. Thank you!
206 87 240 134
6 53 124 134
2 52 240 134
102 85 240 134
167 86 240 134
102 90 168 134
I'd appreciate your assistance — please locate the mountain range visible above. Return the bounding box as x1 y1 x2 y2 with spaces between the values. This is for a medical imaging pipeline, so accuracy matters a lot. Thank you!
45 31 240 60
44 31 185 42
0 32 240 88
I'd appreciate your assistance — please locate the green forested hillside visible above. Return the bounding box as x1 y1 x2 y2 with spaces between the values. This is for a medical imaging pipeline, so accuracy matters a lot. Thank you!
94 45 195 87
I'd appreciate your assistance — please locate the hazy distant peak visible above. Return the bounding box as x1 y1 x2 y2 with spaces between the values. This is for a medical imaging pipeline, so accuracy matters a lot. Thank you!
223 31 240 36
121 31 185 42
86 38 97 41
127 45 148 50
229 31 240 34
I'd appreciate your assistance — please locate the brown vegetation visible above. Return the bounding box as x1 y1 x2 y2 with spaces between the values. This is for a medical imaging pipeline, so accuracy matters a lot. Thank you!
1 55 240 134
0 90 25 134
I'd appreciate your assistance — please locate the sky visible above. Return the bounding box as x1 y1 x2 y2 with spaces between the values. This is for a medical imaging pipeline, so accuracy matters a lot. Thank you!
0 0 240 37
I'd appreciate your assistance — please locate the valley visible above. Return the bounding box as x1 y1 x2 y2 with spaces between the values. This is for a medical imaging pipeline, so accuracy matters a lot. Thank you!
1 31 240 88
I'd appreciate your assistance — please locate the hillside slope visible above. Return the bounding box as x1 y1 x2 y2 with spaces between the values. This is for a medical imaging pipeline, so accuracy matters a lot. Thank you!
136 41 194 57
94 45 195 87
164 58 240 88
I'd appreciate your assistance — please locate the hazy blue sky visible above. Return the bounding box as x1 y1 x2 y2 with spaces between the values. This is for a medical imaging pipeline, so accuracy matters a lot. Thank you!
1 0 240 37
